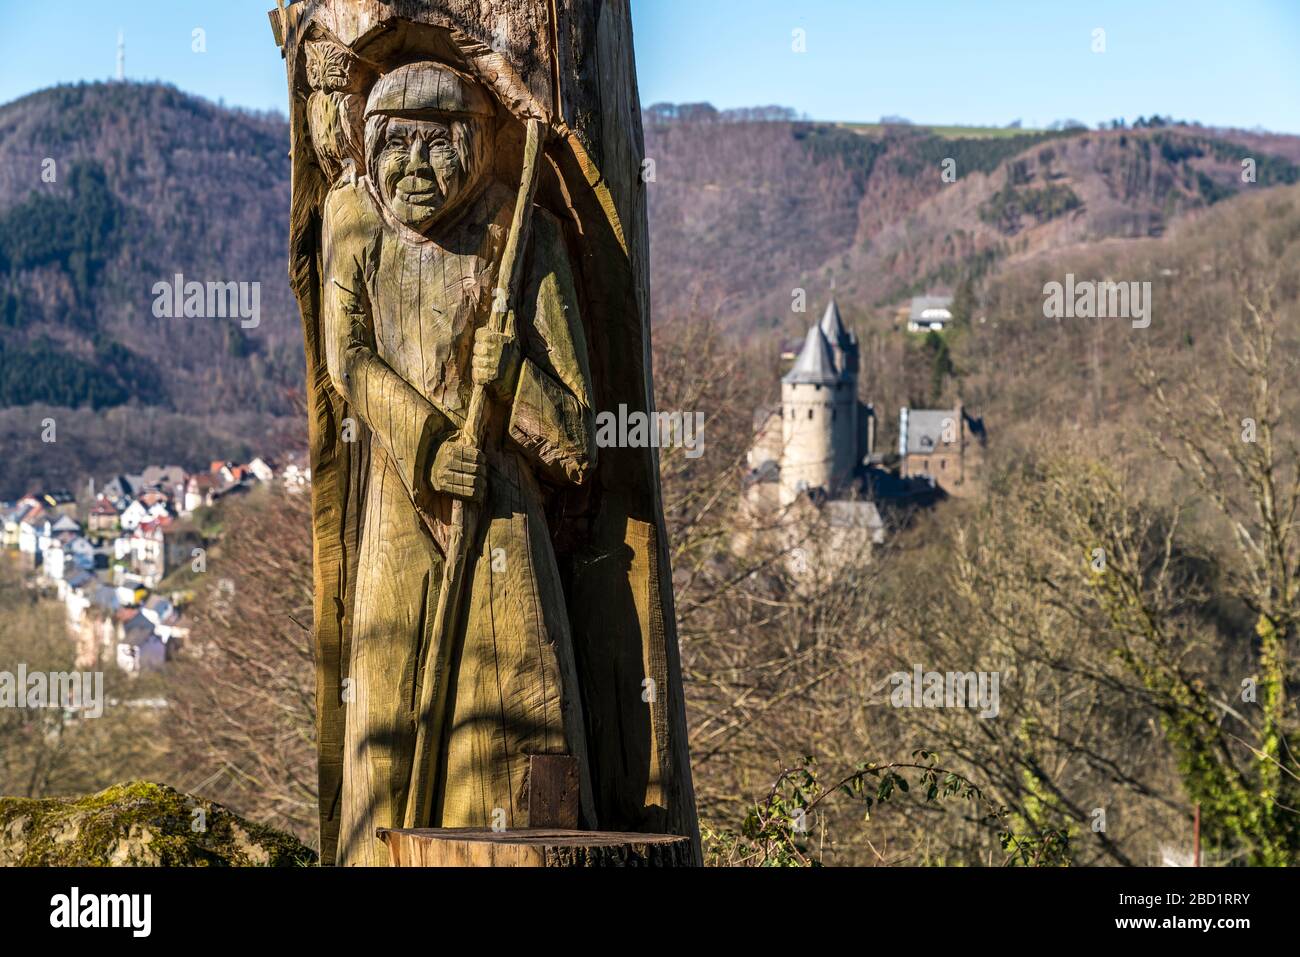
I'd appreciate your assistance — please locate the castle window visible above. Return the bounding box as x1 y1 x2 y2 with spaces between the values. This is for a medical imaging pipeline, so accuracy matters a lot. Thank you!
808 409 814 420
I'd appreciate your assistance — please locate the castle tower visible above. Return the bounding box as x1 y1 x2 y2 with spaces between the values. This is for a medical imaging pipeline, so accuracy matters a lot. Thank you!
781 320 842 505
818 297 862 480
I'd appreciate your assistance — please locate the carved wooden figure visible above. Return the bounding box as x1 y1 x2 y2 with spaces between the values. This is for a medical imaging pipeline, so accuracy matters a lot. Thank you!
272 0 699 867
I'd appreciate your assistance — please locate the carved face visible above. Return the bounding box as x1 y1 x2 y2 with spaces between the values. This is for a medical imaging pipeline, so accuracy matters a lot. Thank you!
372 116 487 234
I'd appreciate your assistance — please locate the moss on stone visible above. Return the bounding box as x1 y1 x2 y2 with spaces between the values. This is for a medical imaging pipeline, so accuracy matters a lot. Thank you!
0 781 317 867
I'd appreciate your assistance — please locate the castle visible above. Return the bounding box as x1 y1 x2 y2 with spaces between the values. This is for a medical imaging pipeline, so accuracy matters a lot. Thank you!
749 298 876 507
745 296 983 561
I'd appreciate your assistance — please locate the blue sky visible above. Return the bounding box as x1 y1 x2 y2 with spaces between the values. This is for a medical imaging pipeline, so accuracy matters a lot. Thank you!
0 0 1296 131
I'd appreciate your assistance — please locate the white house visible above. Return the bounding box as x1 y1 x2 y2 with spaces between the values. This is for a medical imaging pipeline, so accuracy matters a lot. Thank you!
60 570 96 617
119 499 169 532
59 532 94 570
280 454 311 492
3 500 38 548
18 511 48 556
37 515 80 556
907 295 955 333
119 500 149 532
115 580 148 608
142 594 186 645
141 593 176 629
182 473 219 515
248 457 276 483
43 539 67 581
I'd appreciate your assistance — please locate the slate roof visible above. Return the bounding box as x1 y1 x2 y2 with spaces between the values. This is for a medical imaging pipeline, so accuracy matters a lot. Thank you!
905 409 960 455
819 298 851 348
51 515 82 533
909 296 954 321
121 612 157 643
825 499 884 531
782 325 838 386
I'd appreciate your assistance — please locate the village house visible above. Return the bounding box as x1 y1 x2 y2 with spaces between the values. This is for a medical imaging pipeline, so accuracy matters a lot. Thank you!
59 570 96 619
115 578 149 608
247 456 277 483
115 610 166 673
141 594 187 647
38 490 78 519
182 473 219 515
210 461 242 485
112 533 134 565
139 465 188 501
898 404 986 498
120 495 171 532
38 514 82 553
129 518 202 587
141 593 175 629
100 474 143 508
130 520 168 587
280 452 311 492
17 506 47 558
87 497 121 533
906 295 955 333
43 532 94 582
2 499 38 548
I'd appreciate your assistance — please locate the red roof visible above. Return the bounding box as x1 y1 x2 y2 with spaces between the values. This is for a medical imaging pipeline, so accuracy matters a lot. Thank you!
135 517 174 536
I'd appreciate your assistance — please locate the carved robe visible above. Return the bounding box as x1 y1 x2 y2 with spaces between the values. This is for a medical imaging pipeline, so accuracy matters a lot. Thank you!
322 176 597 866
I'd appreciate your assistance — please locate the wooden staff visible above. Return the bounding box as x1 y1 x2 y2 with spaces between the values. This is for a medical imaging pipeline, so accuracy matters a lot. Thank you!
404 117 546 828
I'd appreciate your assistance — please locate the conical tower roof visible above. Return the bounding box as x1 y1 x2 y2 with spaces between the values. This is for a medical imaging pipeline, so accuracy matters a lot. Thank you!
819 297 851 348
783 324 838 385
819 296 858 381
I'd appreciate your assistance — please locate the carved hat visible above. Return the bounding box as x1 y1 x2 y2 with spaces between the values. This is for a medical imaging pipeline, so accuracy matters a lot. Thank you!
364 61 494 120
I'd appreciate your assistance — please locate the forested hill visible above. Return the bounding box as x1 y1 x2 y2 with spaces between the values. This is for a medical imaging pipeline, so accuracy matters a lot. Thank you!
0 81 1298 496
643 115 1300 332
0 82 296 416
3 81 1299 415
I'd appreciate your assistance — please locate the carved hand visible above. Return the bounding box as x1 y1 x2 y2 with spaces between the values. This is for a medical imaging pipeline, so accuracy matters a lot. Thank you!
428 438 488 503
472 328 521 402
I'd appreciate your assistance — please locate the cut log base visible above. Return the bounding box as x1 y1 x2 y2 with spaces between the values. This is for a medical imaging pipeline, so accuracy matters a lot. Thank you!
377 828 692 868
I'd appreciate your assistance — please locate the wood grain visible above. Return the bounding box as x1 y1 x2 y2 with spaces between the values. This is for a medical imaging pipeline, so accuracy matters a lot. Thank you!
378 828 691 867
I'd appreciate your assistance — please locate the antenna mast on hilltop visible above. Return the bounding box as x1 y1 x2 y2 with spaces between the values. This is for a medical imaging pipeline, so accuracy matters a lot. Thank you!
116 29 125 82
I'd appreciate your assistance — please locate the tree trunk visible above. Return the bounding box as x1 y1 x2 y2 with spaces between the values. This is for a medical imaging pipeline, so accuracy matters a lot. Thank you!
274 0 701 865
